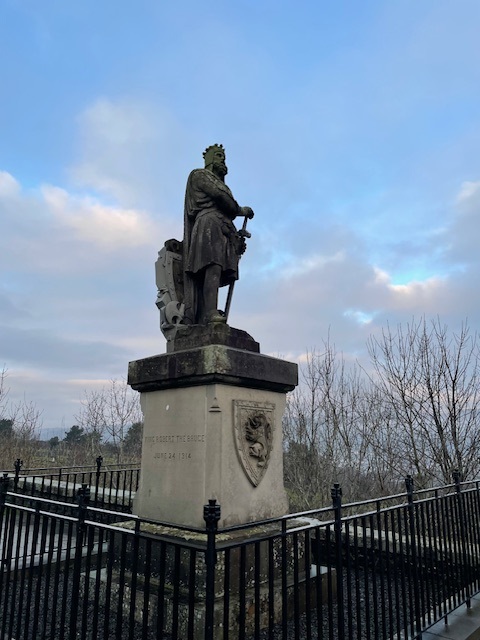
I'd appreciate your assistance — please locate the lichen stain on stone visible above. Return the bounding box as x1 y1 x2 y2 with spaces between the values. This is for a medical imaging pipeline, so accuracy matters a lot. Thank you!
203 346 231 374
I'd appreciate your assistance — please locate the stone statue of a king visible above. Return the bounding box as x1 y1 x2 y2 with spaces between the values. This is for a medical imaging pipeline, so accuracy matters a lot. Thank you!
155 144 254 339
183 144 254 325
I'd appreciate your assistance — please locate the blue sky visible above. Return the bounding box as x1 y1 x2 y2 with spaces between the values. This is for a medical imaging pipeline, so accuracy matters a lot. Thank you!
1 0 480 434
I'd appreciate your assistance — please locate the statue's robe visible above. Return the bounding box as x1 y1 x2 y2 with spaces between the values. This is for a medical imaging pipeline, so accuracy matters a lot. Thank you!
183 168 242 323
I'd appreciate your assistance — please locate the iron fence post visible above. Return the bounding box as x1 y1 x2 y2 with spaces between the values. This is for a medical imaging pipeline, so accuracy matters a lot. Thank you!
95 455 103 506
69 483 90 639
0 473 11 638
332 482 345 639
405 475 422 636
453 470 471 607
13 458 23 491
0 473 8 498
76 482 90 542
204 499 220 640
0 473 9 524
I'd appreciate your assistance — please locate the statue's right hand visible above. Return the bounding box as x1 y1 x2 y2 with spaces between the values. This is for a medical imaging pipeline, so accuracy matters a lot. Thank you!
235 234 247 256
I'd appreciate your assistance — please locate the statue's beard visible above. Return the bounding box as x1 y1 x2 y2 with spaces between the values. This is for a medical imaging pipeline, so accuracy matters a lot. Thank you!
213 161 228 178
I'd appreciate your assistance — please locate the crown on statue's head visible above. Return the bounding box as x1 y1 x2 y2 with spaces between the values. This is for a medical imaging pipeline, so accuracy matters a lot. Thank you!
203 144 225 166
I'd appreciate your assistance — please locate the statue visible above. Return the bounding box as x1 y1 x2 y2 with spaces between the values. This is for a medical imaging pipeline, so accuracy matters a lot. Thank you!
156 145 254 339
183 144 254 324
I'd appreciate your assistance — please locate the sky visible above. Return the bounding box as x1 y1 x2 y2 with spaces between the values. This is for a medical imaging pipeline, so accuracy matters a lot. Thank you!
1 0 480 436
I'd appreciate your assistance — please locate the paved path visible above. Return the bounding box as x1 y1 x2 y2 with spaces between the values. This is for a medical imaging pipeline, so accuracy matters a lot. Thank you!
423 594 480 639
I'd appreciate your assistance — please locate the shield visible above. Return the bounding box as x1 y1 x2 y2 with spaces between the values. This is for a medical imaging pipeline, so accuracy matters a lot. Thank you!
155 239 185 340
233 400 275 487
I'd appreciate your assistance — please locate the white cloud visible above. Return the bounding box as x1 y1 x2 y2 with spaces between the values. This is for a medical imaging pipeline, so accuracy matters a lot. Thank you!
70 97 193 215
344 309 374 325
0 171 20 197
456 180 480 205
42 185 156 249
71 98 157 203
373 267 390 285
442 180 480 265
81 98 154 146
281 250 346 278
0 170 162 431
387 278 447 314
372 266 446 310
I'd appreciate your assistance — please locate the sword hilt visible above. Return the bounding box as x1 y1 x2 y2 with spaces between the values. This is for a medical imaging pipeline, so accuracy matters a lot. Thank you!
237 214 251 238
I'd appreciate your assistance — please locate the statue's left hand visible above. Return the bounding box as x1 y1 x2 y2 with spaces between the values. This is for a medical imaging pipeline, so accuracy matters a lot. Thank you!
241 206 254 219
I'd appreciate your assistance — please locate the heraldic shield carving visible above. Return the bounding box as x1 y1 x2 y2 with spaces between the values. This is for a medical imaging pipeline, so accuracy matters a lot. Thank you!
233 400 275 487
155 239 185 340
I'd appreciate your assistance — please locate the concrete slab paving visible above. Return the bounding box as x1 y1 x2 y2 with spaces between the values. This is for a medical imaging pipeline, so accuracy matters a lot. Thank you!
422 594 480 640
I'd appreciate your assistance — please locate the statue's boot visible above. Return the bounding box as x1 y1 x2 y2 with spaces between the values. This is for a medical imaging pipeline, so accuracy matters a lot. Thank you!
206 310 227 324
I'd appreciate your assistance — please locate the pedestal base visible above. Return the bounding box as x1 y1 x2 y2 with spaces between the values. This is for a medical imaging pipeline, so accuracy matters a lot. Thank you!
108 519 334 640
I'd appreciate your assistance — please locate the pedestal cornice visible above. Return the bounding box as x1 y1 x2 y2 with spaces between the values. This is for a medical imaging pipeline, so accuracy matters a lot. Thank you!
128 345 298 393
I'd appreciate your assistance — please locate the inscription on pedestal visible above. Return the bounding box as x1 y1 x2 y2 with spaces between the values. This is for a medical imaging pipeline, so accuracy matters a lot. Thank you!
145 433 206 462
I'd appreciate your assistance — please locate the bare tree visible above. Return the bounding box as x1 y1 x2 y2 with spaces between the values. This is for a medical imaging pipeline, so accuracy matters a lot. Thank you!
283 341 383 509
283 318 480 509
355 385 409 495
76 389 108 458
0 366 8 417
76 378 142 463
123 421 144 459
367 317 480 486
0 367 42 468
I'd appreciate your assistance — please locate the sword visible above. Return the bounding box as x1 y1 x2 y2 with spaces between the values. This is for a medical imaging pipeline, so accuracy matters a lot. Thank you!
224 215 251 322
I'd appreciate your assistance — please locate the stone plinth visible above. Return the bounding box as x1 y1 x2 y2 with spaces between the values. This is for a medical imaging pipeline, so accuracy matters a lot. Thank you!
166 323 260 354
128 345 297 528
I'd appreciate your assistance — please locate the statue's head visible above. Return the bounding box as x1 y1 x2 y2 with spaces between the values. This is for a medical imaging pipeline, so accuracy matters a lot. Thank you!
203 144 228 179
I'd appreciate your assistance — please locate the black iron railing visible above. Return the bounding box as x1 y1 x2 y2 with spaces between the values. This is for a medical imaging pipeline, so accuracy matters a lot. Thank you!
1 457 140 512
1 473 480 639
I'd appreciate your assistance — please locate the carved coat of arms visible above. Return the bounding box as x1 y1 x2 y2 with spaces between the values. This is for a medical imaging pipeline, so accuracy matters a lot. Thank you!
233 401 274 486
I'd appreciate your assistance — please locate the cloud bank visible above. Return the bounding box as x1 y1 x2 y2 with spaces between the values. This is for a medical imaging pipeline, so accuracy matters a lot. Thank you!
1 1 480 434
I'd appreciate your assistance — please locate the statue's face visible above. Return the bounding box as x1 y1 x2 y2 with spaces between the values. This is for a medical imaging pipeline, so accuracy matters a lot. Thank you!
212 149 228 178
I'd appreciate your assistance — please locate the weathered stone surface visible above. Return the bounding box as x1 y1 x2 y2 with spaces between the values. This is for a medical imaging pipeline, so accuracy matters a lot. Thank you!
167 322 259 353
128 346 297 393
130 336 297 529
133 383 290 528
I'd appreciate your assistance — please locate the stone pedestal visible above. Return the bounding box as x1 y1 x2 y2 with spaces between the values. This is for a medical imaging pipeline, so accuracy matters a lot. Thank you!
128 340 297 528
